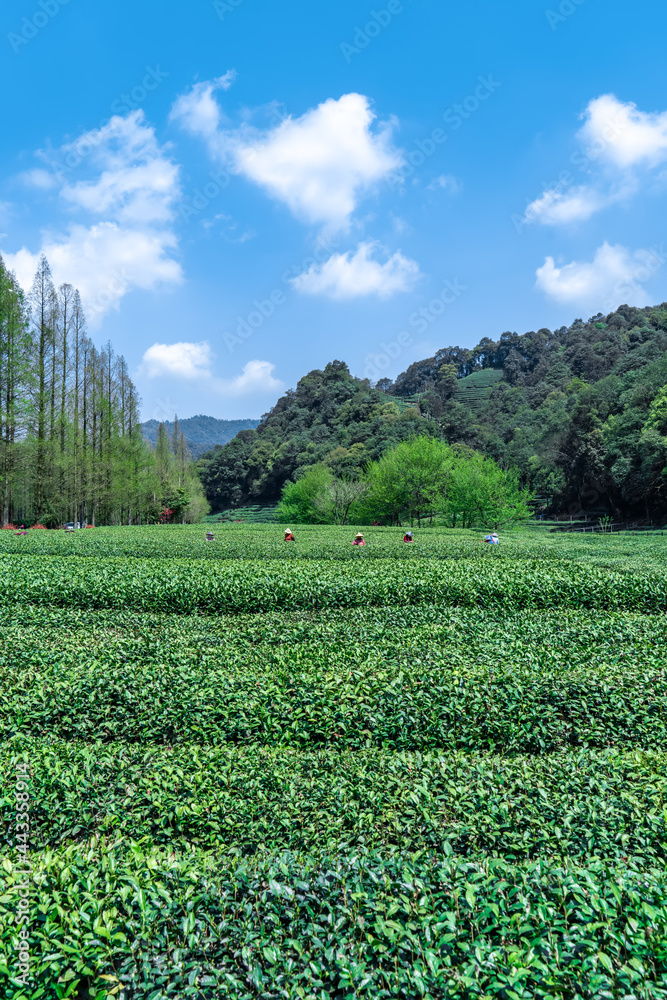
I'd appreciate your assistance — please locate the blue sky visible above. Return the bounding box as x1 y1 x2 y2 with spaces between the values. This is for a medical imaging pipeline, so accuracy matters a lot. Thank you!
1 0 666 421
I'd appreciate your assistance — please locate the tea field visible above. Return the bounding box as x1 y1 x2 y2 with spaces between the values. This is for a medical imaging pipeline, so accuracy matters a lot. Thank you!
2 525 667 999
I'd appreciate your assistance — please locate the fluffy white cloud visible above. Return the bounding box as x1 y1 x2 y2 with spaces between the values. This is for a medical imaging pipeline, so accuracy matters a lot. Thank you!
524 185 610 225
171 86 403 229
524 95 667 227
291 241 420 299
169 71 236 139
139 344 282 398
141 341 214 380
578 94 667 169
59 111 180 226
6 111 182 322
535 241 664 311
5 223 182 321
227 360 283 396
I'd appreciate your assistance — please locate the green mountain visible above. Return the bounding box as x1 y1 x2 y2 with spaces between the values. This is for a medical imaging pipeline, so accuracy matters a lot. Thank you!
196 303 667 521
196 360 436 510
383 302 667 518
141 415 259 459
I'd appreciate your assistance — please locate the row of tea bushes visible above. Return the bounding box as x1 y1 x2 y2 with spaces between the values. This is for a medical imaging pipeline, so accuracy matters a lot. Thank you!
0 522 665 574
2 603 665 659
1 554 667 611
0 524 501 562
4 529 667 998
4 741 667 865
2 847 666 999
4 629 666 749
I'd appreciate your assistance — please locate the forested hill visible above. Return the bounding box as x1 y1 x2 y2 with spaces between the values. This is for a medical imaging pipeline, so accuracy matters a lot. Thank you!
197 303 667 520
383 302 667 518
197 360 437 510
141 415 259 459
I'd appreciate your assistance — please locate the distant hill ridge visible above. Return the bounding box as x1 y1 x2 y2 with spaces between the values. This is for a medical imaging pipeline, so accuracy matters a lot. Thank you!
141 415 260 459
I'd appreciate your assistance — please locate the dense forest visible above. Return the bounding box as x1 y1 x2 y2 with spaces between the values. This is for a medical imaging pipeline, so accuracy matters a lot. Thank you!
198 302 667 521
197 360 439 511
0 254 207 526
141 415 260 459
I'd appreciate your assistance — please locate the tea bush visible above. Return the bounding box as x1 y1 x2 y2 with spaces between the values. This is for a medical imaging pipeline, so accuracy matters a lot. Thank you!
2 525 667 998
3 741 667 864
1 553 667 613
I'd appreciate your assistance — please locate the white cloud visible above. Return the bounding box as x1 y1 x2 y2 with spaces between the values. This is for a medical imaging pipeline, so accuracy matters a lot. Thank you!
578 94 667 169
291 241 420 299
139 343 283 398
427 174 461 194
6 111 182 322
59 111 180 226
171 86 403 229
5 223 182 320
227 360 283 396
20 168 59 190
535 241 664 311
141 341 214 380
169 71 236 139
524 185 610 225
201 212 256 242
524 95 667 227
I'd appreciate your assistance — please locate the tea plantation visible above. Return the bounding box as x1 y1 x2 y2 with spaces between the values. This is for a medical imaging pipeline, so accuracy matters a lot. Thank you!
2 525 667 999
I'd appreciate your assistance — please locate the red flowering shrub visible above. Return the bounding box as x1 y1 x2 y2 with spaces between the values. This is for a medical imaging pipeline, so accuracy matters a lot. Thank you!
158 507 174 524
2 523 16 530
31 524 48 530
84 524 95 529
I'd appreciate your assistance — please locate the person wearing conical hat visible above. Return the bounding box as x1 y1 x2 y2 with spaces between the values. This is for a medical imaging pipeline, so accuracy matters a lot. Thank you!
352 532 365 546
403 531 413 542
284 528 295 541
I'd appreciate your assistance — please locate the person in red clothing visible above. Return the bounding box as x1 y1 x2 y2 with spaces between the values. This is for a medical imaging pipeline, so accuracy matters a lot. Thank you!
352 532 366 546
403 531 413 542
284 528 295 541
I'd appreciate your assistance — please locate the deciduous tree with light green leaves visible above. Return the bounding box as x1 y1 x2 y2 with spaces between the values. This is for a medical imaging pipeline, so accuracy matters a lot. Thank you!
276 463 334 524
0 252 208 526
360 437 454 525
444 447 533 529
278 437 534 528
